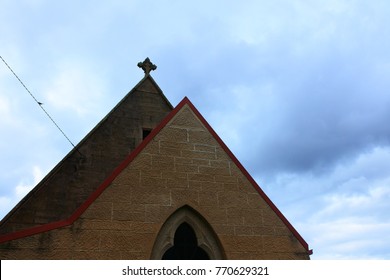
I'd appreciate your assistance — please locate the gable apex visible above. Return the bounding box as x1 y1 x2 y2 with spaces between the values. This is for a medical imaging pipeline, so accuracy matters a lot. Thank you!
132 74 173 109
0 72 173 237
0 96 311 256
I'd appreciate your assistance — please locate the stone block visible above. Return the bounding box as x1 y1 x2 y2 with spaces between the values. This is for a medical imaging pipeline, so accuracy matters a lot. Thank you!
218 191 248 208
215 175 237 184
158 127 188 142
171 189 199 207
131 188 170 205
174 156 193 165
234 226 253 236
274 226 291 236
252 226 275 236
198 191 218 206
199 166 230 176
247 193 266 209
151 155 174 171
159 140 194 151
262 208 285 227
162 171 187 180
213 225 235 235
82 201 113 220
200 181 224 191
48 229 74 250
159 146 182 157
194 144 216 153
226 208 244 226
181 149 216 160
238 176 259 194
145 205 173 223
220 236 263 252
141 169 162 179
263 236 296 253
112 203 145 222
192 158 211 166
102 183 131 202
73 230 101 250
175 163 199 173
129 154 152 170
243 209 263 226
188 173 215 182
141 138 160 154
167 177 188 189
188 180 202 190
210 159 230 168
199 207 227 224
99 232 145 251
215 146 231 161
128 222 161 234
223 183 239 192
140 176 167 189
170 106 205 129
188 130 217 146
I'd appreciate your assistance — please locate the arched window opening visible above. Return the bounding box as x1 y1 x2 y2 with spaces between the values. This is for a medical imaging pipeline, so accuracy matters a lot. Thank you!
150 205 225 260
162 222 209 260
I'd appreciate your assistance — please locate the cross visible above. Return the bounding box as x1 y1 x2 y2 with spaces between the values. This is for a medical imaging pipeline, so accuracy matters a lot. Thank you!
137 57 157 75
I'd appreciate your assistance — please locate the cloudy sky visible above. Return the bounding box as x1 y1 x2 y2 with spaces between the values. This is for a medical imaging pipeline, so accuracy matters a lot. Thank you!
1 0 390 259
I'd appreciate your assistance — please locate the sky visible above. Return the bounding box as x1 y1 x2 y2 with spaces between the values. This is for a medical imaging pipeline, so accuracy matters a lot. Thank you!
1 0 390 260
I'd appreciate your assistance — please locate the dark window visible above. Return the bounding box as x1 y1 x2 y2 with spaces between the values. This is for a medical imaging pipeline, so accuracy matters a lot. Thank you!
162 223 209 260
142 128 152 140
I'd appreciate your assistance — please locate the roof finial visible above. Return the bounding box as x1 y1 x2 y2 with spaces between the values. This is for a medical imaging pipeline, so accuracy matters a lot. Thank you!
137 57 157 75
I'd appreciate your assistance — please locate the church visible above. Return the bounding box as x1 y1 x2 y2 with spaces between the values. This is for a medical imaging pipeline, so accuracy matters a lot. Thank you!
0 58 311 259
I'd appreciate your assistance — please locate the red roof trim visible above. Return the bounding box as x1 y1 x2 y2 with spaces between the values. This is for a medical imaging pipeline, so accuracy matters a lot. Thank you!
0 97 311 254
185 99 311 253
0 98 186 244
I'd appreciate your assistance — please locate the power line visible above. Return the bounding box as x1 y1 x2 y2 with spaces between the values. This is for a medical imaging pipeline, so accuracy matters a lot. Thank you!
0 55 79 151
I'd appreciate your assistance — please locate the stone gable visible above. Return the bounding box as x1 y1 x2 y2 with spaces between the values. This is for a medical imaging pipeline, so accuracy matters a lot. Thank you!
0 100 310 259
0 75 172 237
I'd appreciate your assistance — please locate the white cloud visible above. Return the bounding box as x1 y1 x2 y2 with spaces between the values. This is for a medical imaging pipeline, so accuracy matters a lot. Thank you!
268 146 390 259
15 165 43 199
43 60 108 117
304 219 390 259
0 165 44 220
316 183 390 220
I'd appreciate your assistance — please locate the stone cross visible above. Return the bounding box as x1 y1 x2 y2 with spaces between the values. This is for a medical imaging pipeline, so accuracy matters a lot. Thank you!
137 57 157 75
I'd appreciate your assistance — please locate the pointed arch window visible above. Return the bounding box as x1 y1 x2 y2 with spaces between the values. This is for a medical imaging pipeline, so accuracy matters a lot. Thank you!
150 206 225 260
162 222 209 260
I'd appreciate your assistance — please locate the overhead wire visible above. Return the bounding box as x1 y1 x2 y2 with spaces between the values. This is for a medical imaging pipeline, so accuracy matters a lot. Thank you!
0 55 81 154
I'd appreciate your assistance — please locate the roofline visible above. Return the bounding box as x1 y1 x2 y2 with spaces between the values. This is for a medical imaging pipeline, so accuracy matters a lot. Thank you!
0 95 182 244
0 74 173 228
183 98 311 254
0 97 311 255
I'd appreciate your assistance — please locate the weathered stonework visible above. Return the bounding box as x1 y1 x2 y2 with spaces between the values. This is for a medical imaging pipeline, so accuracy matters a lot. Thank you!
0 100 310 259
0 75 172 236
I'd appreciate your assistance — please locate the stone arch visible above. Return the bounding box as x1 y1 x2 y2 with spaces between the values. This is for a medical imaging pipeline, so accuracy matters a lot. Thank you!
150 205 225 259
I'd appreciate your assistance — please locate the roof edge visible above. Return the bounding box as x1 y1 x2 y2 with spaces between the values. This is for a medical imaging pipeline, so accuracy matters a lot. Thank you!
0 74 172 228
0 96 186 244
184 100 311 253
0 97 311 255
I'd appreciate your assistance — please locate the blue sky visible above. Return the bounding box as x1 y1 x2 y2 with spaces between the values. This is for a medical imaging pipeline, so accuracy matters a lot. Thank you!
1 0 390 259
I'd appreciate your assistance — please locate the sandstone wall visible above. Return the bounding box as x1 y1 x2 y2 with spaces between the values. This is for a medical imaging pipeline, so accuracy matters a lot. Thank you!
0 103 309 259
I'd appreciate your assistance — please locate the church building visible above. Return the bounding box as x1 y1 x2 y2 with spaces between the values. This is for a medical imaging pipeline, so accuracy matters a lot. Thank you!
0 58 312 259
